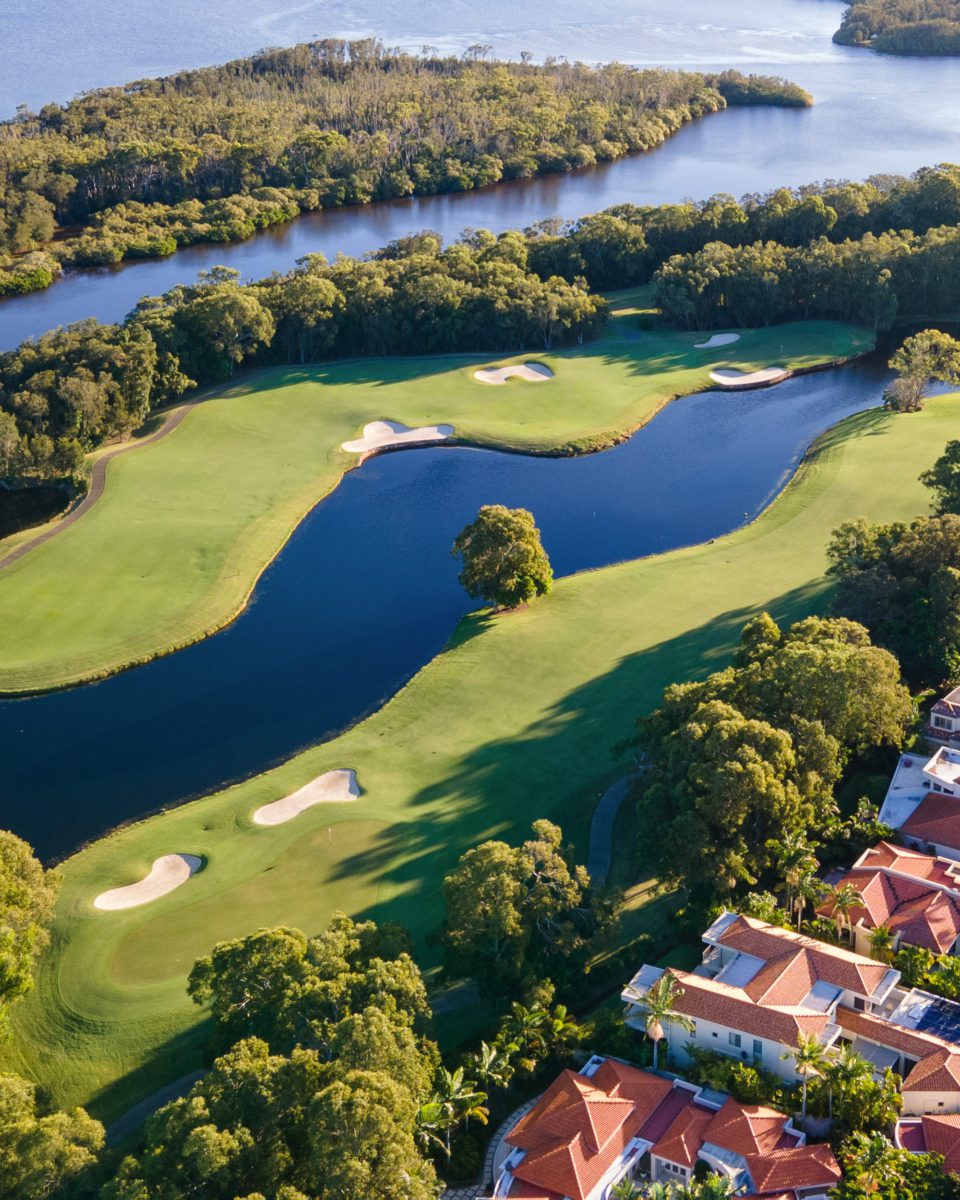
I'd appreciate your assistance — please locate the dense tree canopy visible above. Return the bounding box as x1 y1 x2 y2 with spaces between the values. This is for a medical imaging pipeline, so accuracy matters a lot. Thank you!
633 614 912 905
921 439 960 514
827 513 960 683
0 830 59 1037
0 39 808 293
0 1073 103 1200
452 505 554 609
835 0 960 56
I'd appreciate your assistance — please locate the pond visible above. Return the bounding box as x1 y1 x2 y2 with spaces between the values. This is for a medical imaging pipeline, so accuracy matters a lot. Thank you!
0 359 889 860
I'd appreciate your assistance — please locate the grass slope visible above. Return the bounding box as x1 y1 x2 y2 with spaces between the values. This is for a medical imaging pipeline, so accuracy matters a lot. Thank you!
0 302 868 693
4 384 956 1122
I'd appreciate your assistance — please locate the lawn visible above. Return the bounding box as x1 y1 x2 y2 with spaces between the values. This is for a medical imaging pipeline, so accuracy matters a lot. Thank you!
3 380 955 1124
0 304 870 693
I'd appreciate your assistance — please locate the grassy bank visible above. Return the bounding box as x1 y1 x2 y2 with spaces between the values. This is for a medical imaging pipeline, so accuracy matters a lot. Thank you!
4 379 953 1122
0 303 868 693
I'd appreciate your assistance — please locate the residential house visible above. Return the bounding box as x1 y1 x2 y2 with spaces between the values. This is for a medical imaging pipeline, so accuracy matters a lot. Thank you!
926 687 960 747
818 841 960 958
621 912 899 1082
879 747 960 860
490 1055 840 1200
896 1113 960 1172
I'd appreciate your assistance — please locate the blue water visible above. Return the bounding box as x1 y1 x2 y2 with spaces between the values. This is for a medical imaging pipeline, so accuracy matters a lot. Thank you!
0 359 888 859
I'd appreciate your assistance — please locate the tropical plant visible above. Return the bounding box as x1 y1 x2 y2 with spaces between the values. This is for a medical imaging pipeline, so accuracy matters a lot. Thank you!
784 1032 827 1128
767 831 819 921
821 880 864 942
642 974 696 1072
869 924 896 964
467 1040 516 1091
418 1066 488 1158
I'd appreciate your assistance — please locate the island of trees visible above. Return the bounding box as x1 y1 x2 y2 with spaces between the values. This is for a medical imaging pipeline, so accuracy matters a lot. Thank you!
0 39 810 297
834 0 960 55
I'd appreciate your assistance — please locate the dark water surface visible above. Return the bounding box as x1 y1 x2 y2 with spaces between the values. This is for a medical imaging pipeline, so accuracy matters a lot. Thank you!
1 0 959 349
0 361 887 860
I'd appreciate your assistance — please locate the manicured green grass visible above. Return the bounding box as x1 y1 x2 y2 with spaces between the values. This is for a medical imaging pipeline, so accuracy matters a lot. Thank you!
4 381 957 1124
0 309 870 692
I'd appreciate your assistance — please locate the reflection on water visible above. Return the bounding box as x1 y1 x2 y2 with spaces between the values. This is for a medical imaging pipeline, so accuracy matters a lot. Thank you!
0 360 888 859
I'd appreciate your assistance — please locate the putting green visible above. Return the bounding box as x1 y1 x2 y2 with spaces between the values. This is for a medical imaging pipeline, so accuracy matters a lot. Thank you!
0 302 870 693
4 383 957 1124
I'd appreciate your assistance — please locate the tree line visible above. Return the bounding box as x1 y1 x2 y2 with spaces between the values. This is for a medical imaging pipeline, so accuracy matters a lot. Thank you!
834 0 960 55
0 35 810 295
0 234 606 484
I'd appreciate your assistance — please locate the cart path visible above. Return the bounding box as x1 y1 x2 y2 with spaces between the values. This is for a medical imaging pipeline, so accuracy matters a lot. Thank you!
0 400 198 571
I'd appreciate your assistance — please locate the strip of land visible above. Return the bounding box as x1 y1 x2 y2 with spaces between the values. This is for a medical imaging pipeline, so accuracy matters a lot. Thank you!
3 381 954 1123
0 301 870 694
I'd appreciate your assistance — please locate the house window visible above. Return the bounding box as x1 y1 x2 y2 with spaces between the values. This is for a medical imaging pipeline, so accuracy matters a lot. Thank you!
728 1032 742 1049
752 1039 763 1062
712 1031 718 1039
935 716 952 729
854 997 866 1012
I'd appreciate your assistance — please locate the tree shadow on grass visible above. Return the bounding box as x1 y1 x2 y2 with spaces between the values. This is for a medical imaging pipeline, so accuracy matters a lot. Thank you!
333 579 832 943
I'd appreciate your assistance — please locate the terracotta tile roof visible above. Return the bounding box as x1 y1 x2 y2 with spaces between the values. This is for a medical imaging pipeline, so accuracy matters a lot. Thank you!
703 1097 798 1158
744 1144 841 1195
920 1114 960 1173
819 866 960 954
902 1047 960 1093
902 794 960 854
506 1064 674 1200
856 841 958 887
650 1102 714 1168
716 914 892 998
664 968 831 1048
835 1005 953 1058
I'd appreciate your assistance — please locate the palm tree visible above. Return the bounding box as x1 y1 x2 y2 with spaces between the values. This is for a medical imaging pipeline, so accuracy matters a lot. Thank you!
610 1180 642 1200
869 924 896 964
784 1032 826 1128
642 973 695 1072
825 1044 872 1124
767 831 818 920
794 870 824 932
822 880 864 943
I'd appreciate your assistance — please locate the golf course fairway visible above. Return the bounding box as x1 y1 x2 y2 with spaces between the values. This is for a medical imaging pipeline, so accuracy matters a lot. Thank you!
0 300 870 693
2 382 957 1123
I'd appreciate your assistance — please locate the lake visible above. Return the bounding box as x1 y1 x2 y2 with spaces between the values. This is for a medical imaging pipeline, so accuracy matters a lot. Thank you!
1 0 959 349
0 360 888 860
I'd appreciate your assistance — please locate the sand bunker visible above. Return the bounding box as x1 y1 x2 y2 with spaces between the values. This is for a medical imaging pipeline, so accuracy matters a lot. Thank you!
695 333 741 349
474 363 554 385
253 768 360 826
94 854 202 911
710 366 789 389
342 420 453 455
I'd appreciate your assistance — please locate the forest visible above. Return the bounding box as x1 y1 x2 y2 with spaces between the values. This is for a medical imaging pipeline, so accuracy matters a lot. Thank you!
834 0 960 55
0 39 809 296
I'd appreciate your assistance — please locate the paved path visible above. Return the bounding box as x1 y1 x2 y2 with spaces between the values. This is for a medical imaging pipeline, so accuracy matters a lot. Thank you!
586 775 633 887
105 1070 205 1146
0 400 198 571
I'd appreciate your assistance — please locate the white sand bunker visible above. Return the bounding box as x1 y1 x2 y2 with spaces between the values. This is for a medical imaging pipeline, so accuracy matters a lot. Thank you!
253 768 360 826
710 366 789 389
474 363 553 385
94 854 202 911
695 333 741 349
342 420 453 454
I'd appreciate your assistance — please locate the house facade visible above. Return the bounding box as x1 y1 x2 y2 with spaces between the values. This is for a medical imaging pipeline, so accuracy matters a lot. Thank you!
879 748 960 860
491 1055 840 1200
621 912 898 1082
926 687 960 747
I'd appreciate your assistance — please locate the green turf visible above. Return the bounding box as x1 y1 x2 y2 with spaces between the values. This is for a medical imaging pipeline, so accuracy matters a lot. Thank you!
0 308 870 692
5 379 958 1123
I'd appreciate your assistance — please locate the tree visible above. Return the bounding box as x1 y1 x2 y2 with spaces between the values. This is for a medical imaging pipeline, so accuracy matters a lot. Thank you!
821 880 864 942
767 831 818 926
784 1032 826 1128
442 820 602 995
895 943 936 988
885 330 960 413
921 439 960 515
418 1066 488 1158
833 1131 955 1200
452 505 553 609
188 913 429 1053
0 1073 104 1200
869 924 895 964
641 973 695 1071
0 831 59 1037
